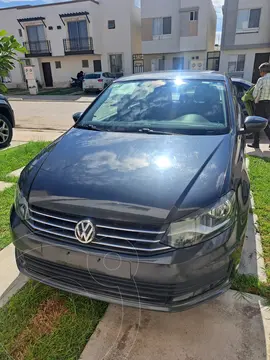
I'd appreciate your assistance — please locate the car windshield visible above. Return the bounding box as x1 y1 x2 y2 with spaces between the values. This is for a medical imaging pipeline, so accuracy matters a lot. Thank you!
85 74 101 79
76 78 229 135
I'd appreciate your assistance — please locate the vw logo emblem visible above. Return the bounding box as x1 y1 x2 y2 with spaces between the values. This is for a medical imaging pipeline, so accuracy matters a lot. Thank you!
75 220 95 244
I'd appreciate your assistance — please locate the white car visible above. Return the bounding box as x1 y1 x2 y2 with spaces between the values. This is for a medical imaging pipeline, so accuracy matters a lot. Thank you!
83 72 115 92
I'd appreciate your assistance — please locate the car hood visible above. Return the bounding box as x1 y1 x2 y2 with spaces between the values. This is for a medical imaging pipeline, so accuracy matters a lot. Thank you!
29 128 233 224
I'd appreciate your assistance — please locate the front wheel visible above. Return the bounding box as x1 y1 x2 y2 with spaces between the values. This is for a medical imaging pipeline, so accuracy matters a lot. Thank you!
0 115 13 149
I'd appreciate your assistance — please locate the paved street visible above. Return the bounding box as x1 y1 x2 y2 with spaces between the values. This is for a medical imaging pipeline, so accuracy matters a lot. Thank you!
10 100 91 131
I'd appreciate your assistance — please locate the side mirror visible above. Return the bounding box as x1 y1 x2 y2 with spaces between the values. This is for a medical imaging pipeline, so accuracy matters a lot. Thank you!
73 112 82 123
238 116 268 134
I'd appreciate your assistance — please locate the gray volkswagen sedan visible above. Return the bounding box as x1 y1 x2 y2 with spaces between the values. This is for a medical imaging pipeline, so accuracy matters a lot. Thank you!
11 72 267 312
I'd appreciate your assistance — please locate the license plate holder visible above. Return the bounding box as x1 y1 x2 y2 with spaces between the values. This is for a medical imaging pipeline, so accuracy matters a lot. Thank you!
42 245 131 279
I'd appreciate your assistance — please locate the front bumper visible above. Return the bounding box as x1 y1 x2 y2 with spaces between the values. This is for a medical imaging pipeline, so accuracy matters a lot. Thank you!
11 207 239 312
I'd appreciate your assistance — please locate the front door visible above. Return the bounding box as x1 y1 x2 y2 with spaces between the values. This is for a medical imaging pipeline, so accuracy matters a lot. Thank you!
93 60 102 72
252 53 270 83
42 62 53 87
173 57 184 70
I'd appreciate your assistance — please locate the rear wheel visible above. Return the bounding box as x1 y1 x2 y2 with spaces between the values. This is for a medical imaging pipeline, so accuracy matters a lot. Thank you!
0 115 13 149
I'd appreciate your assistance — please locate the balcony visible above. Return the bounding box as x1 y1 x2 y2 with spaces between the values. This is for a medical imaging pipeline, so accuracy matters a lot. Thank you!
23 40 52 57
63 37 94 55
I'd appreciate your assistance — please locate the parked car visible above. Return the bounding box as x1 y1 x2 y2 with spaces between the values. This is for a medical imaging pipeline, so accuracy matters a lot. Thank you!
0 94 15 148
82 72 115 92
11 72 268 312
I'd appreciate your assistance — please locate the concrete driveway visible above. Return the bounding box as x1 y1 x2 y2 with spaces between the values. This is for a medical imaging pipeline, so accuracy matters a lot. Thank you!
81 292 269 360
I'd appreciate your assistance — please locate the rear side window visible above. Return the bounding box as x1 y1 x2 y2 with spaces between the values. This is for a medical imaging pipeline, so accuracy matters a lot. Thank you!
85 74 101 79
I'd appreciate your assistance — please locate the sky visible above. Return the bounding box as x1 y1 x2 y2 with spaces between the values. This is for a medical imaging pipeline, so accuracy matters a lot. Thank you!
212 0 225 44
0 0 225 42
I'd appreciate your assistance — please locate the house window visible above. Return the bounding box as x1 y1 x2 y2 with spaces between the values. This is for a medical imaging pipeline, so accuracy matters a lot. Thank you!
152 17 172 39
26 25 47 52
82 59 89 68
228 54 246 73
108 20 115 29
109 54 123 74
190 11 198 21
55 61 61 69
236 8 261 32
134 0 141 8
18 29 22 37
67 20 88 50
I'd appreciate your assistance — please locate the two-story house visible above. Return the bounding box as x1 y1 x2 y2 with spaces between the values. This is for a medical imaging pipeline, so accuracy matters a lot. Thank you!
141 0 217 72
0 0 141 88
220 0 270 83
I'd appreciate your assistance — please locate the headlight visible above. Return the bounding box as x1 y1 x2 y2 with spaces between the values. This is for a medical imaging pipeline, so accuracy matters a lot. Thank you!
165 191 236 248
15 185 29 221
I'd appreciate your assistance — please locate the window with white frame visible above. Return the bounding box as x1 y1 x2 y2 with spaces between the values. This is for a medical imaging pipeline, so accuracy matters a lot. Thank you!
152 17 172 40
134 0 141 8
190 11 198 21
236 8 261 33
228 55 246 73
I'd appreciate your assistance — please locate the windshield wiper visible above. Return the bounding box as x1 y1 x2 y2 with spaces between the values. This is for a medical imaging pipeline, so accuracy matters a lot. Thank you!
76 124 106 131
137 128 175 135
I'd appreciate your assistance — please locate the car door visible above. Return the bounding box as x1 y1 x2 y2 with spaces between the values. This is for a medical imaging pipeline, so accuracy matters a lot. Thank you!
233 82 250 117
230 80 250 246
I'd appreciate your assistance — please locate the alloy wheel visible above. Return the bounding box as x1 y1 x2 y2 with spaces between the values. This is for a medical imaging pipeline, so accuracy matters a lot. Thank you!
0 119 9 144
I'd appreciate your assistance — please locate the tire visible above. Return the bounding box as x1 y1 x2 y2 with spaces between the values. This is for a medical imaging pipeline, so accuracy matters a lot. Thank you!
0 115 13 149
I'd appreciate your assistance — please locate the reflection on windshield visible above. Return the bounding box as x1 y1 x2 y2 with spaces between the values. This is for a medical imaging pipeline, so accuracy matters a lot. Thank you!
77 79 229 135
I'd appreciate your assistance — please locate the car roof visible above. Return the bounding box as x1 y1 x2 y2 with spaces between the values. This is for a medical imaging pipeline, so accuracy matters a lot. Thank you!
231 78 253 86
115 71 227 82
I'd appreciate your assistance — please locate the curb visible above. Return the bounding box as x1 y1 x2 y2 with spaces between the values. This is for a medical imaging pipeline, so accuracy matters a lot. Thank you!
0 273 28 308
241 157 267 282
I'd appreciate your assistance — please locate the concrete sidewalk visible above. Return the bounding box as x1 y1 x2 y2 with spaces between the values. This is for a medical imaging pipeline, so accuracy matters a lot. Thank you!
13 128 64 142
0 244 28 307
80 292 269 360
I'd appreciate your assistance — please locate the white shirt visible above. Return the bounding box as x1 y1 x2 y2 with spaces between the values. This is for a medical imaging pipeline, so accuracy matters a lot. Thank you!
253 73 270 103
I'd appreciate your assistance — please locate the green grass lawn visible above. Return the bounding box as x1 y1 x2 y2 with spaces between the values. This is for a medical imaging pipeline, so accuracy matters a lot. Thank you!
0 142 50 249
0 185 16 250
0 281 107 360
6 87 83 96
248 156 270 281
230 156 270 304
38 88 83 96
0 142 50 183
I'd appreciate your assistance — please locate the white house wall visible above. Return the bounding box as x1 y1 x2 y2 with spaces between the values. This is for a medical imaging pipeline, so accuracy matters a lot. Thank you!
220 48 270 82
0 0 141 88
141 0 216 55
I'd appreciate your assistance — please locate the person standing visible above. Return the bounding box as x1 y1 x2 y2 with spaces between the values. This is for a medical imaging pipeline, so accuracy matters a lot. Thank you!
248 62 270 149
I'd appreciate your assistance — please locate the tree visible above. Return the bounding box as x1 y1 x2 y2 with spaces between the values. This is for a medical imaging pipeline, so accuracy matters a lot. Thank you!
0 29 26 93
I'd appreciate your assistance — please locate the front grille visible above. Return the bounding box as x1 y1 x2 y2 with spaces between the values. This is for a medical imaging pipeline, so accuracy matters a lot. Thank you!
21 254 225 305
27 206 171 255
